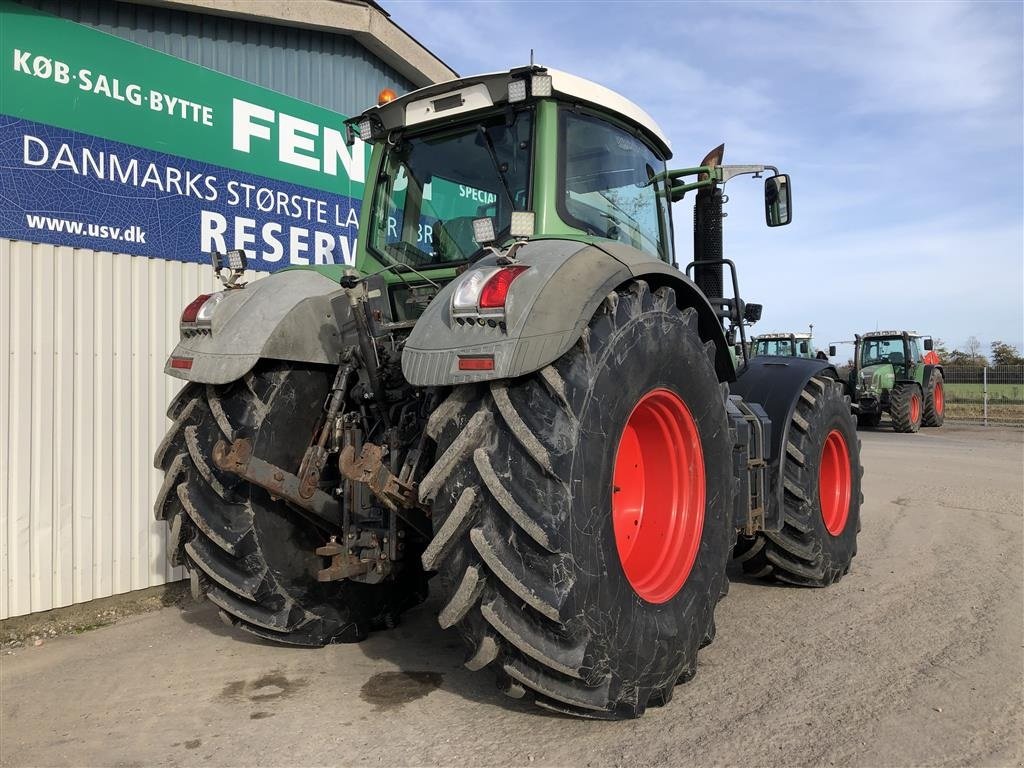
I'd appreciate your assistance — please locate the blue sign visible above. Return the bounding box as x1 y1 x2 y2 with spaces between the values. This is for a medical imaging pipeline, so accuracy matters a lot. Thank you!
0 115 362 270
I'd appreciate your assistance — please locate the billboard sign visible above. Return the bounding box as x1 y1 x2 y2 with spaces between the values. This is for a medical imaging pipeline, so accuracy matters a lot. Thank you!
0 1 369 269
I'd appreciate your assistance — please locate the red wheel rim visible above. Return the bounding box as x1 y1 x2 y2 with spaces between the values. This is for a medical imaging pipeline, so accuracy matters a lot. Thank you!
611 388 705 604
910 392 921 423
819 429 852 536
934 382 944 415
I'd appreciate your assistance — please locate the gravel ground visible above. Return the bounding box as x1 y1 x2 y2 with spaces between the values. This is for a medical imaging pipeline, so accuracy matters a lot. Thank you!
2 423 1022 767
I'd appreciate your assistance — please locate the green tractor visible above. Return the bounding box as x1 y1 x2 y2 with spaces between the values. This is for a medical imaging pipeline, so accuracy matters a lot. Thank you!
751 331 818 358
830 330 944 431
155 66 862 719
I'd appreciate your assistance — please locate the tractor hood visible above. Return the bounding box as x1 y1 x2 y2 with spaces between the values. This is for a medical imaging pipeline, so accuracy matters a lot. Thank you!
859 363 895 394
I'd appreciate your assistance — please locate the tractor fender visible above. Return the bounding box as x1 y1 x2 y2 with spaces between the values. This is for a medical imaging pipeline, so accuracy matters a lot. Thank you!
165 269 348 384
921 363 943 385
731 357 840 531
401 238 732 386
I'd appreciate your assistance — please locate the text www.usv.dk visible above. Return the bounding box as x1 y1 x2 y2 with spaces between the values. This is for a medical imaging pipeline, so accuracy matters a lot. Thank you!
25 214 147 243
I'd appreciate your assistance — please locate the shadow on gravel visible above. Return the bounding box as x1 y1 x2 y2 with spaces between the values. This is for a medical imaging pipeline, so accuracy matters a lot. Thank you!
354 593 536 715
176 590 534 714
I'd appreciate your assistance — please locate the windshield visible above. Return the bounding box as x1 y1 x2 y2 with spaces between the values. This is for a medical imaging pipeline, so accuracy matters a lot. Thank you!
755 339 796 356
368 109 533 268
860 337 906 367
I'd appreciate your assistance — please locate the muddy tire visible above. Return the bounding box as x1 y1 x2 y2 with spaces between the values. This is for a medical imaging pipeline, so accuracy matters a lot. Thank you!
734 376 862 586
890 383 923 433
419 282 734 719
153 363 427 646
922 369 945 427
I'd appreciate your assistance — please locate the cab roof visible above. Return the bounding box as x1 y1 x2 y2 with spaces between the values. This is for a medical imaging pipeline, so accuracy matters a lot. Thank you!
755 332 812 340
862 330 923 338
356 66 672 158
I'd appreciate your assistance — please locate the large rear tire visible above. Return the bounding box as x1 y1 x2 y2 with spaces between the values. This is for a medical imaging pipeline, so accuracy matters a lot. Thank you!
419 282 734 718
153 363 427 646
890 383 923 433
734 376 862 586
922 369 945 427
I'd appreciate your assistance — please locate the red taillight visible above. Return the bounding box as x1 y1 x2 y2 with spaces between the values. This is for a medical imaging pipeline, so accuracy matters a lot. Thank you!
181 293 212 324
458 355 495 371
478 266 528 309
169 357 193 370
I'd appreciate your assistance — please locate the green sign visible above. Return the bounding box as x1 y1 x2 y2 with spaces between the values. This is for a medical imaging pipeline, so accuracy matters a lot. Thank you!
0 0 366 197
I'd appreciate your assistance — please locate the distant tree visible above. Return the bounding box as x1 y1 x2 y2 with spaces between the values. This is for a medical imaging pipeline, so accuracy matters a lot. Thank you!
932 337 950 359
964 335 984 360
990 341 1024 366
943 349 981 366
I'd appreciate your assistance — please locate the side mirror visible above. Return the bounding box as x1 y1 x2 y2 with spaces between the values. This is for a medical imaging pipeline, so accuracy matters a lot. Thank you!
924 338 934 351
765 174 792 227
829 345 837 357
799 341 808 354
743 303 763 323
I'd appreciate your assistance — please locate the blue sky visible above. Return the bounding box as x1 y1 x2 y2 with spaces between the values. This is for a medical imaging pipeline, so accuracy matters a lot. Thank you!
388 0 1024 358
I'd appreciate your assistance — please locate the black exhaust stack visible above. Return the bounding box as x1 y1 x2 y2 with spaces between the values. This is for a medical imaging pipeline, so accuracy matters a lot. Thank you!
693 185 724 304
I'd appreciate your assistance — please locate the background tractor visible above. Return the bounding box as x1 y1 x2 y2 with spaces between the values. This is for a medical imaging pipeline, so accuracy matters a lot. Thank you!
830 331 944 431
154 66 862 719
750 331 818 358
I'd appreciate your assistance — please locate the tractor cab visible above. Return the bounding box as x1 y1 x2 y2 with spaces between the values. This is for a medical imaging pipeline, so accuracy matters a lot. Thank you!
751 332 816 358
345 66 790 362
856 331 931 383
348 67 678 278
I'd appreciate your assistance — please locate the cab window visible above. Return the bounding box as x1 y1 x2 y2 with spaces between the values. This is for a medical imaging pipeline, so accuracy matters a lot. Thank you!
558 110 669 261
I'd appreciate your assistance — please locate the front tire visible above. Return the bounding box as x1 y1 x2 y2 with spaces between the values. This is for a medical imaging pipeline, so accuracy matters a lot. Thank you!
890 383 923 433
153 364 427 646
419 282 734 718
735 376 862 586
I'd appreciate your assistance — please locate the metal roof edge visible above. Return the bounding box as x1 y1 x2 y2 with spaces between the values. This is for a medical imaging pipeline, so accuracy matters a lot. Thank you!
128 0 458 87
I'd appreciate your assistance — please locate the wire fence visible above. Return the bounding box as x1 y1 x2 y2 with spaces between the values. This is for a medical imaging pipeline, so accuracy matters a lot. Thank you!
942 365 1024 426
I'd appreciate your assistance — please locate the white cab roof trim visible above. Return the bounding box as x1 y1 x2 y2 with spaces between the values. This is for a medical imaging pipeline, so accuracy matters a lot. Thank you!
756 332 812 340
547 69 672 154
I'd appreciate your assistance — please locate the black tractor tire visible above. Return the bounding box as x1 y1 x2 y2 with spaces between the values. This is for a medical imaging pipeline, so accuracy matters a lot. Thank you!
418 282 734 719
857 411 882 428
153 363 428 646
734 376 862 586
890 383 923 433
922 369 945 427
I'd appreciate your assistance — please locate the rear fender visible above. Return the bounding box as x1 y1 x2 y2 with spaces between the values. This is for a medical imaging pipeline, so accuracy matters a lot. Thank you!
165 270 348 384
401 238 732 386
731 357 839 532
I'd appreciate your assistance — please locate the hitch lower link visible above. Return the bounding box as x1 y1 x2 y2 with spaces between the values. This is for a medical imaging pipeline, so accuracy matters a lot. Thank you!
212 436 419 583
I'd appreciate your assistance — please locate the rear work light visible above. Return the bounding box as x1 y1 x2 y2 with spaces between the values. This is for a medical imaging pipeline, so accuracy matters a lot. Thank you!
181 294 212 324
479 265 529 309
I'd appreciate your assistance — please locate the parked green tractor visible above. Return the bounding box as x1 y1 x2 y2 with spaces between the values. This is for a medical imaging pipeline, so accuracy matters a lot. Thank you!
830 331 944 431
751 331 818 358
155 66 862 719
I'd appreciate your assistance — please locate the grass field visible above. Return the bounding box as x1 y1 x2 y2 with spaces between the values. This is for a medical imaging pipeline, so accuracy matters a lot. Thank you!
944 382 1024 404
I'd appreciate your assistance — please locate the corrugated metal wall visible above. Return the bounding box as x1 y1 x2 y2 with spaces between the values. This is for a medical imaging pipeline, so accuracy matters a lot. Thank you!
18 0 416 116
0 241 267 619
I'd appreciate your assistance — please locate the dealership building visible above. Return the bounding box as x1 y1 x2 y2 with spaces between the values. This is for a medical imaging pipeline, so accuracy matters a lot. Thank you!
0 0 455 619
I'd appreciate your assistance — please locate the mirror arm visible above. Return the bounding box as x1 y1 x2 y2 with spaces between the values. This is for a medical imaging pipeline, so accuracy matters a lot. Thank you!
717 164 779 184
